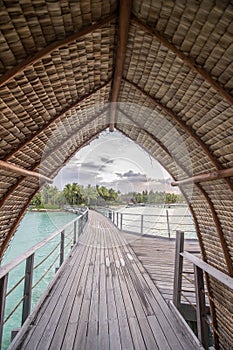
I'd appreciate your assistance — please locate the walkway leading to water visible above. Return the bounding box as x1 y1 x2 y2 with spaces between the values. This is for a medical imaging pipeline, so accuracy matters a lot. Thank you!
10 211 201 350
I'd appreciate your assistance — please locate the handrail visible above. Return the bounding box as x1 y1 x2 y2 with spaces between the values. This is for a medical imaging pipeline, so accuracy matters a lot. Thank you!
0 208 88 349
99 207 196 238
0 209 88 279
181 252 233 290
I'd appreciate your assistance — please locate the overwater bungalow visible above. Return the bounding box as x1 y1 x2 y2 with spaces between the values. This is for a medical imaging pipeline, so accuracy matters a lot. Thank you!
0 1 232 349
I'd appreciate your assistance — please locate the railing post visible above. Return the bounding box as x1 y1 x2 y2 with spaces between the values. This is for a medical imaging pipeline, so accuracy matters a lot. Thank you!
173 230 184 309
140 215 143 234
22 254 34 325
0 274 8 348
73 221 77 245
194 265 209 349
113 211 115 224
60 230 65 267
117 212 119 228
166 209 171 238
120 213 123 230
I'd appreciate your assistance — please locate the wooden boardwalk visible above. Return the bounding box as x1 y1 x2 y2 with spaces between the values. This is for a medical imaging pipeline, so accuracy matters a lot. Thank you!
124 233 200 303
10 211 202 350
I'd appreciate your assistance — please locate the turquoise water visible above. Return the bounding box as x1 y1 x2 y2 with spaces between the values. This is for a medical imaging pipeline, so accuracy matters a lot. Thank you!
1 211 76 350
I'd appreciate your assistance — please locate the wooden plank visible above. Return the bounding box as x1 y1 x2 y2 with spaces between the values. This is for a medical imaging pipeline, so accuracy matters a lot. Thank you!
23 228 94 349
114 226 196 350
106 223 158 350
98 227 109 350
72 235 98 350
11 211 201 350
50 230 97 350
60 232 97 350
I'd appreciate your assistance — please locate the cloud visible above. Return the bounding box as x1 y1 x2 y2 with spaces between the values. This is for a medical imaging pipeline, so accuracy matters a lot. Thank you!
100 157 114 164
115 170 148 183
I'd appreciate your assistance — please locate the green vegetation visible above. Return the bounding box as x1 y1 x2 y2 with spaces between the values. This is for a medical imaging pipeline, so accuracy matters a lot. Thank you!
121 190 184 205
30 183 185 210
29 184 120 209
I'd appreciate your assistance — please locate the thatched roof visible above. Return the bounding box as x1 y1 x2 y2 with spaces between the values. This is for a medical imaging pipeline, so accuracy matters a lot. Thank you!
0 1 232 347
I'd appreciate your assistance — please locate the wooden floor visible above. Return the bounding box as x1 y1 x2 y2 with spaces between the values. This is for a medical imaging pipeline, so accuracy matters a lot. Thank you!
10 211 201 350
124 233 200 304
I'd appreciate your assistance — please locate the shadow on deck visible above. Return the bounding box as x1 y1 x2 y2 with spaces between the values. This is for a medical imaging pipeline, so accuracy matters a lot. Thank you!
9 211 203 350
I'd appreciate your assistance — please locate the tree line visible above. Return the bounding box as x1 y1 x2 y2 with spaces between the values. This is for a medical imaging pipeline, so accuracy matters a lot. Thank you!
30 183 120 209
30 184 184 209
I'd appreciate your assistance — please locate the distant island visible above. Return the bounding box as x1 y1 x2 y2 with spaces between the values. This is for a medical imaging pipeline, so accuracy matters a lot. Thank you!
29 183 185 210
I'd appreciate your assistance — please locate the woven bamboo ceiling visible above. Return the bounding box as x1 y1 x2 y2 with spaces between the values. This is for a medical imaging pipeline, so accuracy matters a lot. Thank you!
0 0 232 347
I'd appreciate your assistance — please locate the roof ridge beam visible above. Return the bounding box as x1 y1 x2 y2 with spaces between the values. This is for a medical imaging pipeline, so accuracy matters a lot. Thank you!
3 80 111 161
131 15 233 106
0 14 116 87
109 0 132 131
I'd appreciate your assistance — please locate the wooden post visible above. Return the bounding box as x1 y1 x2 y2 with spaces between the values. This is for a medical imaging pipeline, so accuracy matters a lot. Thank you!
73 221 77 245
78 217 81 238
0 274 8 348
117 212 119 228
194 265 209 349
173 231 184 308
60 230 65 267
120 213 123 230
140 215 144 235
113 211 115 224
166 209 171 238
22 254 34 325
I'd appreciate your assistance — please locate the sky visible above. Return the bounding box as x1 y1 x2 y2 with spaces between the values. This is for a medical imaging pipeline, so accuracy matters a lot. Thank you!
52 130 179 194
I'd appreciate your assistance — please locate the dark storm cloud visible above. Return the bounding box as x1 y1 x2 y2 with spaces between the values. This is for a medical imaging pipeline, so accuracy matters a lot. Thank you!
115 170 147 183
80 161 103 170
100 157 114 164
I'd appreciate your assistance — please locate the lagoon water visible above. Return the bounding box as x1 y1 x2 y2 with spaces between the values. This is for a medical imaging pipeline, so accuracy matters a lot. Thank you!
2 211 76 350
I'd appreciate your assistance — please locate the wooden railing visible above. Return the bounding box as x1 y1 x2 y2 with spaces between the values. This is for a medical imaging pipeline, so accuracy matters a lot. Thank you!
100 208 196 238
0 208 88 349
173 231 233 349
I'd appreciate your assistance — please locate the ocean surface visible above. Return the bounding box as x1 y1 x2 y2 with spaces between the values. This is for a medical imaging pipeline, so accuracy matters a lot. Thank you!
1 211 76 350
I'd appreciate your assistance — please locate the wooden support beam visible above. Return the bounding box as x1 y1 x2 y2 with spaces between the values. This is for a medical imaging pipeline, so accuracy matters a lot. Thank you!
123 78 222 170
194 265 209 349
172 167 233 186
173 231 184 309
22 254 34 325
0 128 105 260
4 80 111 161
0 114 107 210
116 123 233 276
131 15 233 106
109 0 132 131
0 14 116 87
0 160 52 183
195 185 233 277
117 109 172 157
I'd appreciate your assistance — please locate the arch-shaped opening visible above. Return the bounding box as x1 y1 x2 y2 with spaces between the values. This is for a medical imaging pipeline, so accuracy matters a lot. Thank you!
0 1 232 348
